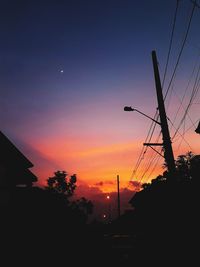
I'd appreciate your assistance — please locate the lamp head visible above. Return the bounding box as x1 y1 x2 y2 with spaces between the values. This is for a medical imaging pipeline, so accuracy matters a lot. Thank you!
124 106 134 111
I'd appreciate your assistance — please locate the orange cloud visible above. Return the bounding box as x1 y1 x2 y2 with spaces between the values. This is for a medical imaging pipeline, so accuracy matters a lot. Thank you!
19 122 200 194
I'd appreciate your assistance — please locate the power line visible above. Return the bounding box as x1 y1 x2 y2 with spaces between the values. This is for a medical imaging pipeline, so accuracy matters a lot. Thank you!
138 132 162 183
168 54 199 131
162 0 181 88
168 118 193 150
164 0 197 100
133 1 183 183
129 112 159 181
172 61 200 139
128 0 197 187
128 0 181 185
146 153 163 183
185 118 200 132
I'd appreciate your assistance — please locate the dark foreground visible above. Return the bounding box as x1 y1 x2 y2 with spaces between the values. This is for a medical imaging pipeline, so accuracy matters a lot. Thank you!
1 181 199 266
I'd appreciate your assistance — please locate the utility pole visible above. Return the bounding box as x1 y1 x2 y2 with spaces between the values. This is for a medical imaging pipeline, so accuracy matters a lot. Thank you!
124 51 176 179
117 175 121 219
151 50 176 178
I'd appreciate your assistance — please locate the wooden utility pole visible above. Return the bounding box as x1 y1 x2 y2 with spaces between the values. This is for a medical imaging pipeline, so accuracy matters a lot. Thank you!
151 50 176 177
117 175 121 218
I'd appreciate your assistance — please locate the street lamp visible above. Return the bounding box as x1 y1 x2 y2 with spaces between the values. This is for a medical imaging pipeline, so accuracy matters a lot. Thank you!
124 106 160 125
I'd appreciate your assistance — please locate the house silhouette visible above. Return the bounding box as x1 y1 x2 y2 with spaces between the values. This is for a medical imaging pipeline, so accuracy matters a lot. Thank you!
0 131 37 188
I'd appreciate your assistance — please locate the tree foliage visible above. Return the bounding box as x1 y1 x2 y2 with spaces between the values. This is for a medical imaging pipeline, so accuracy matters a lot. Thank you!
129 151 200 263
175 151 194 181
76 197 93 215
46 170 93 222
46 171 76 197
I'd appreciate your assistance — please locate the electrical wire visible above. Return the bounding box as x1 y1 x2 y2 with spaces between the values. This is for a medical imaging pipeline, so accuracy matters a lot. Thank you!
169 55 199 130
164 0 197 100
162 0 181 88
128 0 197 188
129 0 181 186
172 61 200 139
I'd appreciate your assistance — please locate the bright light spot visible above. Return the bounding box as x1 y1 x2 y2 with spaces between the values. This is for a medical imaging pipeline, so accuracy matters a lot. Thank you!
103 214 106 218
106 195 110 200
60 70 64 73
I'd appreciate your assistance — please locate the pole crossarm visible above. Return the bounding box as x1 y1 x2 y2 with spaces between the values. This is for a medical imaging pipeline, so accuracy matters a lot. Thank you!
143 143 163 146
143 143 164 158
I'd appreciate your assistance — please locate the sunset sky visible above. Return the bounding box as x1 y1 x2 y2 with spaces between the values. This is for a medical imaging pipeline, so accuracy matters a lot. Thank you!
1 0 200 200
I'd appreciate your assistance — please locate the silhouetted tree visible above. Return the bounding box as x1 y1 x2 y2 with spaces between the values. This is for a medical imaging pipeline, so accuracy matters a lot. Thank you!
46 171 76 197
46 170 93 222
128 151 200 264
190 154 200 181
76 197 93 216
175 151 194 181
